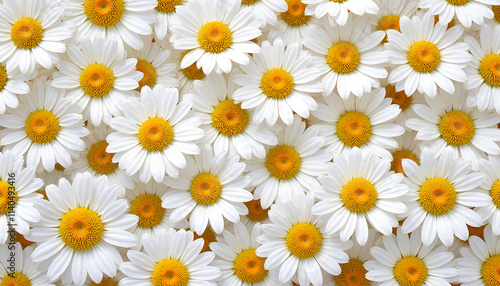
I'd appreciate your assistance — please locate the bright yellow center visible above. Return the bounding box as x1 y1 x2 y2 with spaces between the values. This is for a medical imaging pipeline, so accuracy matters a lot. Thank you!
130 194 165 228
260 68 294 99
234 249 268 283
490 180 500 208
156 0 182 13
407 41 441 73
198 21 232 53
337 111 372 147
334 259 370 286
391 149 419 176
152 259 189 286
341 178 377 214
244 199 270 222
180 51 205 80
242 0 260 4
286 222 322 258
438 110 475 146
136 60 158 91
327 41 361 74
0 65 8 91
87 140 118 175
385 85 412 111
138 117 174 151
0 273 31 286
377 15 401 32
80 64 115 98
419 177 456 215
493 6 500 23
190 173 222 206
25 110 60 143
0 181 17 215
84 0 124 27
479 54 500 87
90 278 118 286
212 99 249 136
10 17 43 49
281 0 310 26
394 256 428 286
265 145 301 180
59 207 104 251
446 0 469 5
482 255 500 286
193 228 216 252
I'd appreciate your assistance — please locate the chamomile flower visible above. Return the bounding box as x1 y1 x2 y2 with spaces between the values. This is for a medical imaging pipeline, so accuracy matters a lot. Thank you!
390 131 421 176
302 0 379 26
0 79 89 172
153 0 187 40
233 39 321 126
303 17 388 98
386 12 470 97
256 192 352 286
240 199 271 226
163 144 252 234
485 5 500 27
476 155 500 235
171 0 261 75
27 173 138 286
0 243 53 286
168 47 207 95
384 83 425 128
52 37 143 126
106 85 204 183
419 0 498 28
0 65 30 115
243 0 288 28
0 0 72 75
369 0 419 36
185 73 278 160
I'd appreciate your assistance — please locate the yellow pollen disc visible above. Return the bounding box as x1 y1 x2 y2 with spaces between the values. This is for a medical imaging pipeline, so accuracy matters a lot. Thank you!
244 199 270 222
10 17 43 49
261 68 294 99
394 256 428 286
91 277 118 286
84 0 124 27
490 180 500 208
25 110 60 144
334 259 370 286
0 181 17 215
136 60 158 91
493 6 500 23
242 0 259 4
479 54 500 87
212 99 249 136
190 173 222 206
265 145 301 180
327 41 361 74
138 117 174 151
0 273 31 286
193 228 216 252
385 85 413 111
482 255 500 286
281 0 310 26
331 0 347 2
407 41 441 73
59 207 103 251
286 222 323 258
152 259 189 286
341 178 377 214
198 21 232 53
130 194 165 228
16 231 34 248
336 111 372 147
156 0 182 13
234 249 268 283
419 177 456 215
0 65 8 91
80 64 115 98
446 0 469 5
438 110 475 146
180 51 206 80
391 149 419 176
87 140 118 175
377 14 401 32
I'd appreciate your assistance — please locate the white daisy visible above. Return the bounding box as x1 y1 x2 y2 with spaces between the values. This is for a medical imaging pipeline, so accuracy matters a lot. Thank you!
243 0 288 28
267 0 318 45
384 82 426 128
303 0 379 26
484 4 500 28
390 131 422 176
476 155 500 235
0 65 30 115
419 0 498 28
240 198 271 227
153 0 188 40
369 0 419 36
106 85 204 183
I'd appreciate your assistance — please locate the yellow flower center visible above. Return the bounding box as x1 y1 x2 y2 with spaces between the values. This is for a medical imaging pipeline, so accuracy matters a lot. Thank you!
407 41 441 73
446 0 469 5
394 256 428 286
0 181 17 215
198 21 232 53
59 207 104 251
152 259 189 286
334 259 370 286
0 65 8 92
87 140 118 175
327 41 361 74
244 199 270 222
138 117 174 151
156 0 182 13
286 222 323 258
337 111 372 147
80 64 115 98
482 254 500 286
91 278 118 286
10 17 43 49
0 273 31 286
190 173 222 206
341 178 377 214
490 180 500 208
260 68 294 100
493 6 500 23
193 228 216 252
234 249 268 283
438 110 475 146
180 51 206 80
25 110 60 144
281 0 310 26
212 99 249 136
242 0 260 4
84 0 124 27
391 149 419 176
265 145 301 180
130 193 165 228
419 177 456 215
385 85 412 111
377 15 401 32
479 54 500 87
136 59 158 91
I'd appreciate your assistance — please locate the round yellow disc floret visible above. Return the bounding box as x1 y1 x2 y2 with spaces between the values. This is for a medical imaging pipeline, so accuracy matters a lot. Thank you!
87 140 118 175
152 259 189 286
242 0 260 4
327 41 361 74
0 181 17 215
190 173 222 206
10 17 43 49
286 222 323 258
156 0 182 13
193 228 216 252
234 249 268 283
377 15 401 32
25 110 60 143
394 256 428 286
281 0 310 26
438 110 475 146
84 0 124 27
80 64 115 98
419 177 456 215
130 193 166 228
212 99 249 136
493 6 500 23
407 41 441 73
446 0 469 5
482 254 500 286
59 207 104 251
265 145 301 180
385 85 412 111
180 51 206 80
490 180 500 208
391 149 419 175
136 59 158 91
138 117 174 151
336 111 372 147
479 54 500 87
198 21 232 53
91 277 118 286
341 178 377 214
261 68 294 99
334 259 370 286
244 199 270 222
0 65 8 91
0 272 31 286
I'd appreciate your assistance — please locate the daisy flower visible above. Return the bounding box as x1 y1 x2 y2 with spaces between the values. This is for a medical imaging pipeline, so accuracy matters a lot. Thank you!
303 17 388 98
26 173 138 286
302 0 379 26
310 88 404 159
0 78 89 172
384 82 425 128
153 0 187 40
233 39 321 126
386 12 470 97
256 192 352 286
267 0 317 45
0 65 30 115
243 0 288 28
171 0 261 75
167 46 207 95
163 144 253 234
240 199 271 226
369 0 419 37
365 228 457 285
0 0 72 75
120 228 220 285
0 243 53 286
406 87 500 170
401 147 490 246
52 37 143 126
185 73 278 160
106 85 204 183
246 116 331 208
484 5 500 28
476 155 500 235
390 131 421 176
419 0 498 28
312 147 408 246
